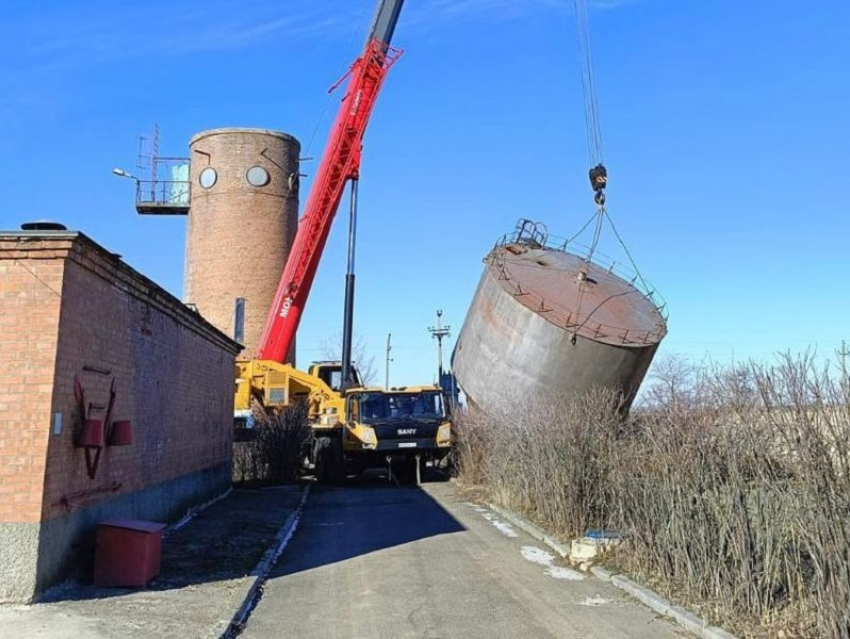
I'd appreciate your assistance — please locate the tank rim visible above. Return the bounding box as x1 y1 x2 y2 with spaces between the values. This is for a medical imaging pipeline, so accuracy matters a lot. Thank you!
487 242 668 348
189 128 301 148
492 229 668 321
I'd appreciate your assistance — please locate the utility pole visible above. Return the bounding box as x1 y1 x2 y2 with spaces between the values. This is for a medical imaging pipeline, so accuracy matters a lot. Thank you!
428 310 451 380
385 332 393 390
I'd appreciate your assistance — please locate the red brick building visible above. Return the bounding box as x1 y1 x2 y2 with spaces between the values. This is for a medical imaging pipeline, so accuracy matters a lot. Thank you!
0 229 240 602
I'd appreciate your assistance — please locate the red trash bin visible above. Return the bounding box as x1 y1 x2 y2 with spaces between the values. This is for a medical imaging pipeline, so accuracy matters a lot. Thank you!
94 519 167 587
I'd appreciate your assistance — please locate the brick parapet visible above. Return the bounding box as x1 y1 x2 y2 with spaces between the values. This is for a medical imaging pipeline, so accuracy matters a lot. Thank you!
0 232 241 355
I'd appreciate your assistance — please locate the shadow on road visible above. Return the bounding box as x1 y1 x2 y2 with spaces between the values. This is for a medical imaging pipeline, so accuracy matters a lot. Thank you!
37 467 460 603
267 470 466 580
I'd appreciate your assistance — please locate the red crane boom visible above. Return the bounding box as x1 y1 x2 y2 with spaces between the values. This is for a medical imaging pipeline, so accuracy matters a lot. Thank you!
256 8 403 363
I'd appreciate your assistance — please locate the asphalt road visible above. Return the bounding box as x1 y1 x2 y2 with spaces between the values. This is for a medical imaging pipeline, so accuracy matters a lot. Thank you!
241 476 683 639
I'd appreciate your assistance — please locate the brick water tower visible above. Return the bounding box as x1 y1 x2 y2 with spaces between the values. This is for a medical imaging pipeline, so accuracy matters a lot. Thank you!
131 128 301 361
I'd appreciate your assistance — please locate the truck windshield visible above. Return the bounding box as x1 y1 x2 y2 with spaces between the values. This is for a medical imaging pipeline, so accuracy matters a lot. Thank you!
357 391 444 423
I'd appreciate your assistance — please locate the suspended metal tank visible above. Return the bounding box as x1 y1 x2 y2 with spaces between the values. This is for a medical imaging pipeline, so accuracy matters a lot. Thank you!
452 219 667 413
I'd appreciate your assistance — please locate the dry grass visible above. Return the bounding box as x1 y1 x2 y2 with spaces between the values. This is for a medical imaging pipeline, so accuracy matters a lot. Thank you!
233 402 312 487
454 348 850 638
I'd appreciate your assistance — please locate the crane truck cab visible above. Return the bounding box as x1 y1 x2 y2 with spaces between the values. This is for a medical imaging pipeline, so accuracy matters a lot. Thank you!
235 360 454 484
309 361 362 393
313 385 453 484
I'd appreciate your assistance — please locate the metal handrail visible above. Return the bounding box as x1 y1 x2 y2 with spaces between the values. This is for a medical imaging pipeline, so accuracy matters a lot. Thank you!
135 180 190 207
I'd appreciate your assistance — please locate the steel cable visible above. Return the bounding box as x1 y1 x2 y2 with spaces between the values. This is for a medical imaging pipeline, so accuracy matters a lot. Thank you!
305 3 373 158
573 0 604 166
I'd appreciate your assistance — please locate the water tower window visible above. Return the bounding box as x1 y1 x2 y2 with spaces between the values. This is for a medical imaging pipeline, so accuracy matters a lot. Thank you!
199 167 217 189
246 166 270 187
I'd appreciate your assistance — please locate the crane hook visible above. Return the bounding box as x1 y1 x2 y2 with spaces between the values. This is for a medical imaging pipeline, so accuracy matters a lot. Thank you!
589 163 607 207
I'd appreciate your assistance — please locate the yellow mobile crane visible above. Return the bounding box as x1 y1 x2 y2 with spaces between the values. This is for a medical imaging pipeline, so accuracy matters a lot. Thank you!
234 0 452 483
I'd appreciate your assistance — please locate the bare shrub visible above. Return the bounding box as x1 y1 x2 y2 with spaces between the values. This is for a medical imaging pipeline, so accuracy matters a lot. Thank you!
319 332 378 386
454 388 622 539
453 347 850 638
233 402 312 486
450 409 491 486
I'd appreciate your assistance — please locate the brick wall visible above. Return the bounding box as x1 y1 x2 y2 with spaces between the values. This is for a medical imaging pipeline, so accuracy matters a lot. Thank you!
0 231 240 601
0 238 64 525
185 128 300 362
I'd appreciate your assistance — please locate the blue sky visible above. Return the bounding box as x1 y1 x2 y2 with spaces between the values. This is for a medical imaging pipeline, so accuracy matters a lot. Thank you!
1 0 848 386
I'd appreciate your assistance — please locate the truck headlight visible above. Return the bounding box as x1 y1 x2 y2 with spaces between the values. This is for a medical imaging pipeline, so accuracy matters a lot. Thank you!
360 426 376 445
437 423 452 446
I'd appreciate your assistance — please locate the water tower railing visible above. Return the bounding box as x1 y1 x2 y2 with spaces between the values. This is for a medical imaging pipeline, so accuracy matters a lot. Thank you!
135 157 190 210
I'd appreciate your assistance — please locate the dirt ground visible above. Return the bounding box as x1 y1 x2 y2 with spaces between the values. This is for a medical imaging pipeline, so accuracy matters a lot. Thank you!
0 485 306 639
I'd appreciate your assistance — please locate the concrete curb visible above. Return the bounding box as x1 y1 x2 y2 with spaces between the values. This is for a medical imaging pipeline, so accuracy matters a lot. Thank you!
610 574 739 639
166 487 233 536
590 565 613 581
221 484 311 639
487 503 570 558
485 503 739 639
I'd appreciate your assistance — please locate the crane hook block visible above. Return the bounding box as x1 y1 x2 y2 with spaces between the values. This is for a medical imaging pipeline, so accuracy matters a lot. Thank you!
589 164 608 193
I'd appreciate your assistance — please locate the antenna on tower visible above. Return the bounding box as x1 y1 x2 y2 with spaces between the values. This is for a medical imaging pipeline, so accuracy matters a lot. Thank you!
151 122 160 202
136 131 150 171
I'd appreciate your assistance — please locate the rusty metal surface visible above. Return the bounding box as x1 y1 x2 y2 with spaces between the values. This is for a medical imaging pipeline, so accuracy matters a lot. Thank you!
488 243 666 347
452 235 667 414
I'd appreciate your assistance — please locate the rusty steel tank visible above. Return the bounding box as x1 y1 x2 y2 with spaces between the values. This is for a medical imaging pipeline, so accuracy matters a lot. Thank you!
184 128 300 361
452 219 667 413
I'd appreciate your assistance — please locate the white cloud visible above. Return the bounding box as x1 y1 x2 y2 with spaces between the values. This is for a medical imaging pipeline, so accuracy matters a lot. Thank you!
406 0 641 26
591 0 643 10
2 1 353 75
2 0 641 76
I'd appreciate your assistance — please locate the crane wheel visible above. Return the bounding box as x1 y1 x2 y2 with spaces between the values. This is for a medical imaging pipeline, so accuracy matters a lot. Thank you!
313 437 331 484
328 437 345 485
314 436 345 485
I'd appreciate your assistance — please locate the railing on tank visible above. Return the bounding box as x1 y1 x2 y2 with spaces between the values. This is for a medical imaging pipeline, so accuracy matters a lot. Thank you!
513 218 549 248
135 158 191 215
492 218 669 346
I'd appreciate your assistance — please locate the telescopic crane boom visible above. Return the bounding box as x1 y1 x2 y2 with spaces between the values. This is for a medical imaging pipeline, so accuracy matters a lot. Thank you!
256 0 405 363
